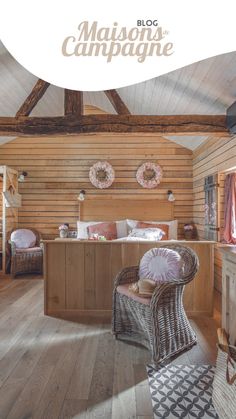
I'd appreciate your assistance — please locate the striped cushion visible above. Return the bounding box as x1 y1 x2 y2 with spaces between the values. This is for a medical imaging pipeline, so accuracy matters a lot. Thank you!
139 247 182 282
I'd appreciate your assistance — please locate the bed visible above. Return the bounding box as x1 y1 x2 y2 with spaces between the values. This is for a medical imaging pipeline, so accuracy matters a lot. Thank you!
43 199 215 319
78 199 177 241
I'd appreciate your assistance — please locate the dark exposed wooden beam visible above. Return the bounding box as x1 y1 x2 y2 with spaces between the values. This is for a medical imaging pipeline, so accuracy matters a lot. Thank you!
16 79 50 117
104 90 130 114
64 90 83 115
227 101 236 134
0 115 228 137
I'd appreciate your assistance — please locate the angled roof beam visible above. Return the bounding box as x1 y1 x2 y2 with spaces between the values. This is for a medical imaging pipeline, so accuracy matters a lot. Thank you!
64 90 83 116
0 114 228 137
16 79 50 117
104 89 130 114
227 100 236 134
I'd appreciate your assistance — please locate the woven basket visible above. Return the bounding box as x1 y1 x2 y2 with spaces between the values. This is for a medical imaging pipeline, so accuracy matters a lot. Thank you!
212 329 236 419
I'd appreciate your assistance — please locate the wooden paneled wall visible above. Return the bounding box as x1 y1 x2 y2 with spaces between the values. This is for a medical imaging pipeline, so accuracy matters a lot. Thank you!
0 178 2 252
0 135 193 239
193 134 236 291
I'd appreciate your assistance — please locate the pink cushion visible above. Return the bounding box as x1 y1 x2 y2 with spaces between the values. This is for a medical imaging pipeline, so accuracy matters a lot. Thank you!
15 246 42 253
87 222 117 240
11 229 36 249
117 283 151 305
139 247 182 283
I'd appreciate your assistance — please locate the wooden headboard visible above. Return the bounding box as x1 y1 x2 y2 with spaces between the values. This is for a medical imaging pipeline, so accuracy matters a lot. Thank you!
80 199 174 221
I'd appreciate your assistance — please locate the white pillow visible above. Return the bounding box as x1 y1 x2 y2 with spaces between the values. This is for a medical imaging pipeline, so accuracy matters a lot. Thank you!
127 219 178 240
77 220 127 239
139 247 183 282
129 228 164 241
116 220 128 238
77 221 95 239
11 229 36 249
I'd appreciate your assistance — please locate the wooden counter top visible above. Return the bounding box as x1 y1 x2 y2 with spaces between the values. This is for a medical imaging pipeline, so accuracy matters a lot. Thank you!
42 239 216 244
218 244 236 256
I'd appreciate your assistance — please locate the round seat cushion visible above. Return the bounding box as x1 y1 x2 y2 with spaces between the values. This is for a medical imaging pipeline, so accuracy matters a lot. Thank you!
11 229 36 249
139 247 183 283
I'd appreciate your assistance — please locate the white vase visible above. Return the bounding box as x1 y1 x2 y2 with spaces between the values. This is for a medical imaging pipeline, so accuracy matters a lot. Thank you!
59 230 67 238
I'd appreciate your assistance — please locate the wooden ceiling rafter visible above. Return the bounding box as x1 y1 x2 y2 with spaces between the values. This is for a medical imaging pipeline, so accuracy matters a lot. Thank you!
104 89 130 114
15 79 50 117
5 80 230 137
227 100 236 134
64 90 83 116
0 114 228 137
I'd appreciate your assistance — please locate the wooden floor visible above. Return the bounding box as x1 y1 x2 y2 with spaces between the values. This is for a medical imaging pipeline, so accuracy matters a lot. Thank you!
0 277 221 419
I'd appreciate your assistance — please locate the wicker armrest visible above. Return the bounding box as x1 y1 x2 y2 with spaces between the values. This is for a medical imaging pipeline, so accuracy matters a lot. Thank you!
150 269 197 309
8 240 17 256
149 279 178 304
114 265 139 287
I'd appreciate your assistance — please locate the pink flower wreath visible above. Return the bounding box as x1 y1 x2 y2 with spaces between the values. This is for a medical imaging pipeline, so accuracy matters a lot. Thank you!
89 161 115 189
136 162 162 189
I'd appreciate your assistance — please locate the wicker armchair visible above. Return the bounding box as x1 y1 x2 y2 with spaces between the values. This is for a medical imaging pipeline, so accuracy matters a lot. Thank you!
8 228 43 277
112 245 199 366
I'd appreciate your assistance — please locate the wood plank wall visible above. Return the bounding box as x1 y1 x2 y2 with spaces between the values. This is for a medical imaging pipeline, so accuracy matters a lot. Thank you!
0 135 193 239
193 134 236 292
0 178 2 252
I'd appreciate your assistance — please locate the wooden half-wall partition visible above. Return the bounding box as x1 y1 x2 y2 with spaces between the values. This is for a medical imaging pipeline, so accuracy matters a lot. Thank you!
0 134 193 239
43 240 215 320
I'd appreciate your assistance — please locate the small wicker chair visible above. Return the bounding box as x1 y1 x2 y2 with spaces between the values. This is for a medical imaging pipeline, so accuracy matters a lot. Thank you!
112 245 199 366
8 228 43 277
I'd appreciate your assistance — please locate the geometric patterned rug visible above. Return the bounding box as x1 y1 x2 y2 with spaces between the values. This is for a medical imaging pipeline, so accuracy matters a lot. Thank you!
146 364 219 418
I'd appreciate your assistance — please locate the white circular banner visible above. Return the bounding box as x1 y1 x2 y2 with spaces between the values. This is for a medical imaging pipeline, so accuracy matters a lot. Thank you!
0 0 235 91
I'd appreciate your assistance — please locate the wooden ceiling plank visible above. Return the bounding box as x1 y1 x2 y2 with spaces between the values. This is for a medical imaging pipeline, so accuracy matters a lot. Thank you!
16 79 50 117
0 114 228 137
64 90 83 115
104 90 130 114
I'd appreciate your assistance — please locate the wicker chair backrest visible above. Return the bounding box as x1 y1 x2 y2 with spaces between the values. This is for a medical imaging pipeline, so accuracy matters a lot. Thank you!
7 228 42 246
162 244 199 285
